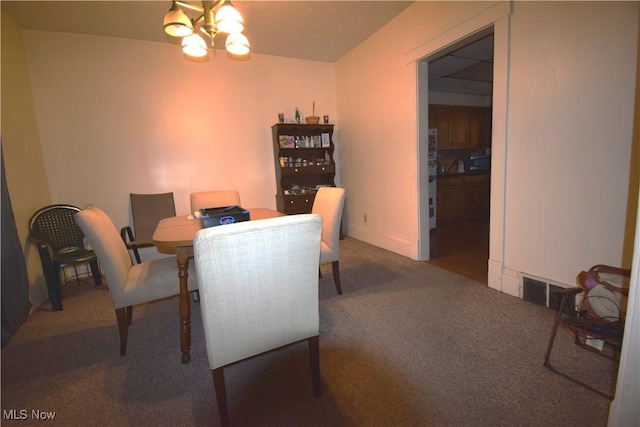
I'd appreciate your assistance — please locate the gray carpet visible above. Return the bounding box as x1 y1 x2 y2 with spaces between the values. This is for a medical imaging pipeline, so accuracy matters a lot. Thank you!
1 237 615 426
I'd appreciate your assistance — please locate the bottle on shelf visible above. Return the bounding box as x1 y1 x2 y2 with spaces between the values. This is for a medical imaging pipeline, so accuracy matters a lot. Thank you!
271 123 336 214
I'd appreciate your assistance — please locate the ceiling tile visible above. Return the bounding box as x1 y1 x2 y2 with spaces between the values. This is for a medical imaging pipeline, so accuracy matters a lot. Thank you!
429 56 479 77
450 61 493 82
453 35 494 61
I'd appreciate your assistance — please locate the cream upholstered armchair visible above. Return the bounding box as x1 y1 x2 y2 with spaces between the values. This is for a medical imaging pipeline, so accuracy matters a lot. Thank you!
312 187 346 294
76 206 197 356
193 214 322 427
190 190 241 213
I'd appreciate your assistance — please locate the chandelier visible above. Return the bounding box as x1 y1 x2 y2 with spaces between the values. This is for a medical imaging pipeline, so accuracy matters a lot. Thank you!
163 1 250 59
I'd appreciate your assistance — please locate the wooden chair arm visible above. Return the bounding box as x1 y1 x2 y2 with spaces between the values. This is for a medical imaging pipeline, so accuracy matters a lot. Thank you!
590 264 631 278
553 287 584 317
120 226 134 246
557 287 584 297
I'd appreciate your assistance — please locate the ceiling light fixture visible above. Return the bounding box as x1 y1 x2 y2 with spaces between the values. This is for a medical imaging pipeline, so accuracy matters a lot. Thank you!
163 0 250 59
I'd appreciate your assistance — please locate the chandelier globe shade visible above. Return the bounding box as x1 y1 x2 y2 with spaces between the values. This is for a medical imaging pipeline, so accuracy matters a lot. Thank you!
182 33 208 58
163 3 195 37
215 4 244 34
163 1 251 59
225 32 250 56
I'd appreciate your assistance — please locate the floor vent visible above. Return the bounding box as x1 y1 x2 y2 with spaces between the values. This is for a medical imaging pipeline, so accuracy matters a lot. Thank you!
522 276 574 312
522 277 546 306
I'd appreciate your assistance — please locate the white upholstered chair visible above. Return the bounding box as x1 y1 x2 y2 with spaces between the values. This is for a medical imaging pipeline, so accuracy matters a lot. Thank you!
190 190 241 213
76 206 197 356
312 187 346 294
193 214 322 427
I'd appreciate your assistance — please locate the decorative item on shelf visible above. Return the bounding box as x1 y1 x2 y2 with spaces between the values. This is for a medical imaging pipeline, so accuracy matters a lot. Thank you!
321 133 330 148
295 107 301 123
271 122 335 215
286 185 303 195
306 101 320 124
163 1 250 60
278 113 284 123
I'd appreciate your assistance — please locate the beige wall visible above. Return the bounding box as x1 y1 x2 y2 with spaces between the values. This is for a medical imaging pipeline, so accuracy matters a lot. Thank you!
1 12 52 307
504 1 636 283
336 1 638 289
22 31 336 223
3 1 638 304
3 17 336 306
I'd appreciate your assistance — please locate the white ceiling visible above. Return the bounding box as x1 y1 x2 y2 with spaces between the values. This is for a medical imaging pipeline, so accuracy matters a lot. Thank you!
1 1 414 62
3 1 493 95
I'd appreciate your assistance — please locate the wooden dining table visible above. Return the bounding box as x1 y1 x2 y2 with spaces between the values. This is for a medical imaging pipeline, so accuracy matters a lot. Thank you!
152 207 283 363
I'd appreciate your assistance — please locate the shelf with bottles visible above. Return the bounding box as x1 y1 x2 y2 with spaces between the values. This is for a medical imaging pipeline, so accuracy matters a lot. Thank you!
272 123 336 214
277 134 331 149
278 149 334 175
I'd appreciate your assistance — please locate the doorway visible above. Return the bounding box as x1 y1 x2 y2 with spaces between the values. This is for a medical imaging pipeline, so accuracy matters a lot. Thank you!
420 29 494 284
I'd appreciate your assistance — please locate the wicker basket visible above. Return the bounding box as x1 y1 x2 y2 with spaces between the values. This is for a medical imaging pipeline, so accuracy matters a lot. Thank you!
305 116 320 124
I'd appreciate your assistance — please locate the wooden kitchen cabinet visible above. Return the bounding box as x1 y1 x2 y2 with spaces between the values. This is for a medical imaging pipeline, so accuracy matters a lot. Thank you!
452 107 470 147
429 105 490 149
437 175 464 223
467 107 486 148
437 173 489 224
462 174 488 220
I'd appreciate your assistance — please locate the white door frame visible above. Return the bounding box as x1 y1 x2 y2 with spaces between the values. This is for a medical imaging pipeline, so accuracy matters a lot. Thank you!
407 1 511 293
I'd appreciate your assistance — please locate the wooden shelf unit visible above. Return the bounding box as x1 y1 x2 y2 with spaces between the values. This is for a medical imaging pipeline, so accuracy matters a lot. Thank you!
272 123 336 214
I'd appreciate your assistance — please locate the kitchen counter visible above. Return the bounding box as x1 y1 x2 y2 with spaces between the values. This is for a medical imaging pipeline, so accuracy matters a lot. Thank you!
438 169 490 178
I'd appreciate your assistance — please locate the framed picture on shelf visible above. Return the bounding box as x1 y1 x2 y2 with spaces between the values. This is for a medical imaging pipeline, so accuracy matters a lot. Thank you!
279 135 294 148
321 133 330 147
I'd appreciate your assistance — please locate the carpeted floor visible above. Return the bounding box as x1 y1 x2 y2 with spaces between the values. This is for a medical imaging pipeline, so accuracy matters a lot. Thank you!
1 237 615 426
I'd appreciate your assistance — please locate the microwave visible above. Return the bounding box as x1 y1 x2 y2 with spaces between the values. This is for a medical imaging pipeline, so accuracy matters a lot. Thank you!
468 154 491 171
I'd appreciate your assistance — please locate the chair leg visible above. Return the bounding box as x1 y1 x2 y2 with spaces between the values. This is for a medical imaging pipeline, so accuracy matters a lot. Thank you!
212 368 230 427
543 294 614 400
331 261 342 295
115 307 129 356
126 306 133 326
543 299 563 370
47 270 64 311
89 260 103 286
36 247 63 310
308 335 321 397
132 246 142 264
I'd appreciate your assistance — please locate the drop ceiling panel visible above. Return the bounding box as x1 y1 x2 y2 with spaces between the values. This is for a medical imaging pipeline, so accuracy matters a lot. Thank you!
450 61 493 82
428 34 494 96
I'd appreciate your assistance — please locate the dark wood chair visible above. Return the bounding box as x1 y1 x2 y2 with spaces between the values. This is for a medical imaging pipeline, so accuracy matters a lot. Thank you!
543 264 630 399
120 192 175 264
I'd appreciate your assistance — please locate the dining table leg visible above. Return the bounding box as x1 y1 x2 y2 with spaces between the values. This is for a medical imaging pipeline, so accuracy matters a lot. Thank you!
176 247 191 364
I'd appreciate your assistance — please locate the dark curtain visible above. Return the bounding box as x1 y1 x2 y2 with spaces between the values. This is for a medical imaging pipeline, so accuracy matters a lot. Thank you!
1 144 32 346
